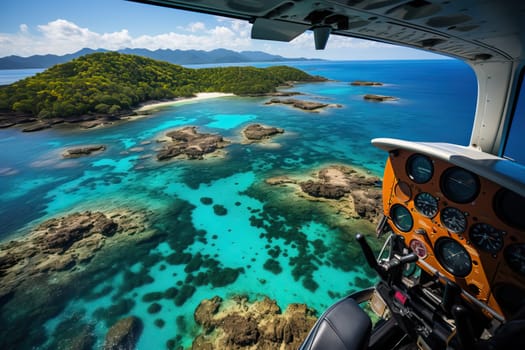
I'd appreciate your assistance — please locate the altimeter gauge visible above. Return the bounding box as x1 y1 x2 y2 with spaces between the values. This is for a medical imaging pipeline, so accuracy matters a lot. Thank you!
435 237 472 277
414 192 438 218
440 167 480 203
440 207 467 234
406 154 433 184
469 223 505 254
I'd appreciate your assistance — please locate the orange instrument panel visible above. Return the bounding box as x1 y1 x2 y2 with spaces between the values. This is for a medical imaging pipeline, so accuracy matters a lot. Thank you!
382 149 525 320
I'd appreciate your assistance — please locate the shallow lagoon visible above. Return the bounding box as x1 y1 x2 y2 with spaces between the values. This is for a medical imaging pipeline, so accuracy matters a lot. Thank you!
0 60 476 349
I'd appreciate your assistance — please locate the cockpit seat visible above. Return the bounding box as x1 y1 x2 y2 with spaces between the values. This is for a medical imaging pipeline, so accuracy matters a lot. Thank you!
300 296 372 350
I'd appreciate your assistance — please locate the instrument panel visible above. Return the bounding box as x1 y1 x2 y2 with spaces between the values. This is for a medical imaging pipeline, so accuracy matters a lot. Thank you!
382 150 525 320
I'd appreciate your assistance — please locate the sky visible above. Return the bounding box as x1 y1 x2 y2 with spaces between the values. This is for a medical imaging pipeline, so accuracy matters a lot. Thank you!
0 0 445 60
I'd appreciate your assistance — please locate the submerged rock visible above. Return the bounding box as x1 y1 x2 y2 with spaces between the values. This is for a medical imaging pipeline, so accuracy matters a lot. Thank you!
363 94 397 102
104 316 143 350
62 145 106 158
350 81 383 86
192 295 317 349
265 98 331 111
242 123 284 142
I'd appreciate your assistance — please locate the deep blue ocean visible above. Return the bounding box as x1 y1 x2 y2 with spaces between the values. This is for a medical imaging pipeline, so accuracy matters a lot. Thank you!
0 60 477 349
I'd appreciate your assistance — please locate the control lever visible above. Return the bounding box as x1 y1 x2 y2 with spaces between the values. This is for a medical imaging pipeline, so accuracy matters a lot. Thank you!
452 305 475 349
356 234 418 278
356 233 383 277
441 281 461 315
382 252 418 271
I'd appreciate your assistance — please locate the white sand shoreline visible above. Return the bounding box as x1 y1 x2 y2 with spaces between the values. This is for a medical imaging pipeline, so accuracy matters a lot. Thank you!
135 92 235 112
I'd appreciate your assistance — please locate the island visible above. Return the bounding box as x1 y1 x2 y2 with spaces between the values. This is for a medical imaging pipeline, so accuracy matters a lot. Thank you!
264 98 341 111
156 126 230 160
62 144 106 158
266 165 383 223
241 123 284 143
350 81 383 86
0 52 326 131
363 94 397 102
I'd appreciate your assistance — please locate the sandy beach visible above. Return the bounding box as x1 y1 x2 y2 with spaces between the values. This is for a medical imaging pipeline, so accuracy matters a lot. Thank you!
135 92 235 112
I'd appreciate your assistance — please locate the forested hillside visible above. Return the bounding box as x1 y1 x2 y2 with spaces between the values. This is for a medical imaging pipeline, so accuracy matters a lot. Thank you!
0 52 323 119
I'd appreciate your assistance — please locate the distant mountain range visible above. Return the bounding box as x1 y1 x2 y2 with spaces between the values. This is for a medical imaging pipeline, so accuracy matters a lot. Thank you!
0 48 316 69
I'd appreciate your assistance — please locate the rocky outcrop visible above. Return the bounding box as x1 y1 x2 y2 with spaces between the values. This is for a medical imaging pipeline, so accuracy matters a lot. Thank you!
363 94 397 102
0 210 152 299
156 126 229 160
32 211 117 253
266 165 383 223
104 316 143 350
265 98 341 111
242 124 284 142
350 81 383 86
22 121 52 132
62 145 106 158
192 295 317 350
0 112 37 128
0 111 125 131
300 181 348 199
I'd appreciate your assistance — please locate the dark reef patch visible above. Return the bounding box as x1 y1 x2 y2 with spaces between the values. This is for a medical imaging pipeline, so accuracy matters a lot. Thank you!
174 285 196 306
268 245 281 259
213 204 228 216
164 287 179 299
166 252 192 265
200 197 213 205
263 258 283 274
147 302 162 314
93 297 136 327
209 267 244 288
118 270 154 295
184 253 204 273
142 291 163 302
302 276 319 292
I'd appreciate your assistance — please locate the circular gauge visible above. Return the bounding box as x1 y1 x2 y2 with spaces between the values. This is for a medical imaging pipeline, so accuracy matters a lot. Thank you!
390 204 413 232
440 207 467 234
440 167 480 204
435 237 472 277
414 192 439 218
410 239 427 258
504 244 525 277
469 223 505 254
406 154 434 184
494 189 525 230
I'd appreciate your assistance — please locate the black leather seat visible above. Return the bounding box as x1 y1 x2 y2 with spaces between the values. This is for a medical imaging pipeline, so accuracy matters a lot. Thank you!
300 296 372 350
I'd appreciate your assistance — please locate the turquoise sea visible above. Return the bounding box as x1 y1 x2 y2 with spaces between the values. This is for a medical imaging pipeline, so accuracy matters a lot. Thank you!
0 60 477 349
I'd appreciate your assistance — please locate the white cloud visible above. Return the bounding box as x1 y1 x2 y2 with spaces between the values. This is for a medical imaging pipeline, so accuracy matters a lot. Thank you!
188 22 205 33
0 18 254 57
19 24 29 34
